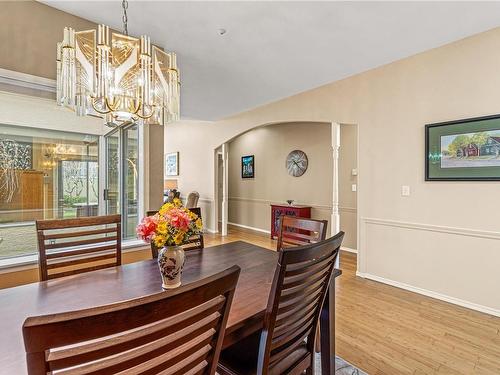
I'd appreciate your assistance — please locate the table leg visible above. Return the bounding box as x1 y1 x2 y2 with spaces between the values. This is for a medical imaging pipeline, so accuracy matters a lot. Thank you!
320 278 336 375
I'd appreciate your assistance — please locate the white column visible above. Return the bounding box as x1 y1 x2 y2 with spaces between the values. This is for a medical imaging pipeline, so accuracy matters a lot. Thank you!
221 143 229 236
331 122 341 268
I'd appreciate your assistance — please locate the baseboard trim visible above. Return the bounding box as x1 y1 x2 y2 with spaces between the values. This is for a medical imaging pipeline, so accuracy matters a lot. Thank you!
204 228 217 234
356 271 500 318
227 222 271 235
340 246 357 254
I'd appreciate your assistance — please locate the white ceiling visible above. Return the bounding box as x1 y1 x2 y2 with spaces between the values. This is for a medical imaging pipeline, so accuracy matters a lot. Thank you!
43 1 500 121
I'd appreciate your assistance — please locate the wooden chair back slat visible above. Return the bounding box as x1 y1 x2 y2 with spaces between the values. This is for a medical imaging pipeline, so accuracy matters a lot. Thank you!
257 232 344 374
45 263 119 280
47 298 225 369
43 227 117 240
36 214 121 230
45 244 117 259
43 235 118 250
23 266 241 375
276 216 328 251
148 207 204 259
36 215 122 281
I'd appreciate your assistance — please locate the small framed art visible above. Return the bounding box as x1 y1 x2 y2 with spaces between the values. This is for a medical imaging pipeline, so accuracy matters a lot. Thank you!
241 155 255 178
165 152 179 177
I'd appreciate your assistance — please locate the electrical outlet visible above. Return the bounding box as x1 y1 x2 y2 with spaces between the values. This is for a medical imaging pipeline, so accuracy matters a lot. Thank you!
351 184 357 192
351 169 358 176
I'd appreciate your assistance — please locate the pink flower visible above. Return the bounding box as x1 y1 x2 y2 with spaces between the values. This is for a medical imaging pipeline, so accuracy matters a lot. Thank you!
136 215 158 243
166 208 191 231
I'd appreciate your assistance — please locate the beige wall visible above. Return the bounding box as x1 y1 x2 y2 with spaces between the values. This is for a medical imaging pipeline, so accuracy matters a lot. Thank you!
227 122 332 232
0 1 97 80
165 27 500 316
164 120 217 231
148 125 165 211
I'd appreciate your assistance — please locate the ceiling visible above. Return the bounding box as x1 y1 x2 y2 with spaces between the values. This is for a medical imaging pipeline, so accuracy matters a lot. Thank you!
43 1 500 121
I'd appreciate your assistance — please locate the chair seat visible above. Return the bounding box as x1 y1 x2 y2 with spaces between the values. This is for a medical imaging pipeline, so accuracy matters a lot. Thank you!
218 331 310 375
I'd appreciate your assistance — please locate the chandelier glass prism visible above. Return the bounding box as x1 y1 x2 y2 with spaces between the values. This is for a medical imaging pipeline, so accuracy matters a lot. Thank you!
56 4 180 127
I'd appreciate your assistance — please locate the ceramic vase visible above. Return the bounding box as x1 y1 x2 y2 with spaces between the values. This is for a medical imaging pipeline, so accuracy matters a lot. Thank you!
158 245 185 289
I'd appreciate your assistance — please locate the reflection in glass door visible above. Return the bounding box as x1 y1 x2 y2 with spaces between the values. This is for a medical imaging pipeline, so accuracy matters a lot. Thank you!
104 130 120 217
123 124 139 239
104 125 140 240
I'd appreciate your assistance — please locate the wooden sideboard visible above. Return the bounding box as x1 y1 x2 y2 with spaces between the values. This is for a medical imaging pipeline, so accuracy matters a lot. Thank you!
270 204 311 239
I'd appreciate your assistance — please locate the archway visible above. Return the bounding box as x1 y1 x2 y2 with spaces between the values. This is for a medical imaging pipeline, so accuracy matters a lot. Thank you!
213 120 358 266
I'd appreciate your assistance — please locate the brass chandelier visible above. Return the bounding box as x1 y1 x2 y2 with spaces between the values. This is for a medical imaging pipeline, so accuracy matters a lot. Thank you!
56 0 180 127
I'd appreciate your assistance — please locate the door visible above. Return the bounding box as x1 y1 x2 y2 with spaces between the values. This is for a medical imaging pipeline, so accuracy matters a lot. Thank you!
103 124 140 240
104 129 120 217
122 123 139 239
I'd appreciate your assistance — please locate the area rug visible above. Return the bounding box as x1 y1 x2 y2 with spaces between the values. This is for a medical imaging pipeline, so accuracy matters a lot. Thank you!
315 354 368 375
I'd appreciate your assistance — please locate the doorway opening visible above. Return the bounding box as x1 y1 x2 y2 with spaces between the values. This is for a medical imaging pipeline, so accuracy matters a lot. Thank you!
213 122 359 261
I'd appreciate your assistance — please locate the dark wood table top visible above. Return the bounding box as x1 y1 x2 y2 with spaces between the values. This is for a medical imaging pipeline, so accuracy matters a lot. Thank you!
0 241 279 374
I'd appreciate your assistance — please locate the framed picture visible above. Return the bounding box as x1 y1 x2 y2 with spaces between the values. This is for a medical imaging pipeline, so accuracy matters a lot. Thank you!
426 114 500 181
241 155 255 179
165 152 179 177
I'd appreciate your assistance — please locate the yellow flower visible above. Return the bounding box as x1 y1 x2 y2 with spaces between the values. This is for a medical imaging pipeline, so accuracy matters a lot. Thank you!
173 198 182 207
159 202 174 215
195 218 203 230
174 231 185 245
157 222 168 235
154 234 166 248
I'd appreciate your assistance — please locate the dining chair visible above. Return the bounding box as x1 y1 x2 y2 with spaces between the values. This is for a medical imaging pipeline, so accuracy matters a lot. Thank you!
276 215 328 251
35 214 121 281
148 207 205 258
217 231 344 375
186 191 200 208
277 216 329 354
22 265 241 375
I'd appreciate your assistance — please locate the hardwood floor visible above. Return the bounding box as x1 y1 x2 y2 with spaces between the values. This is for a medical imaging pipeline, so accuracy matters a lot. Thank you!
207 225 500 375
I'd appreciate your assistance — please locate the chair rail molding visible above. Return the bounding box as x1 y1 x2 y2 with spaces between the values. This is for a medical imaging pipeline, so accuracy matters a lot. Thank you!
0 68 56 92
362 217 500 240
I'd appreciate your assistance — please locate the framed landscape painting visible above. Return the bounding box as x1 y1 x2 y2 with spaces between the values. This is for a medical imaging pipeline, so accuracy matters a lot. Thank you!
241 155 254 178
165 152 179 177
426 114 500 181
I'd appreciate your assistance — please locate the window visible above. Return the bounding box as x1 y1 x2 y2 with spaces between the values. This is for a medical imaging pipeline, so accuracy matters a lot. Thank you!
0 124 99 259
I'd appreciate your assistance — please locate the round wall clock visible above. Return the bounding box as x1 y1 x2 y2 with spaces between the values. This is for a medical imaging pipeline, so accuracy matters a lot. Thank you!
286 150 308 177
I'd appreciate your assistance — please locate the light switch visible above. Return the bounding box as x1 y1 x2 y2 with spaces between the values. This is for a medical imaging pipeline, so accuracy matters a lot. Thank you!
401 185 411 197
351 184 357 192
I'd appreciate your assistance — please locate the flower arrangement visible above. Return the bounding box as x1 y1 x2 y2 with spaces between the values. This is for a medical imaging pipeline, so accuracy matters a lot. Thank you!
136 198 203 248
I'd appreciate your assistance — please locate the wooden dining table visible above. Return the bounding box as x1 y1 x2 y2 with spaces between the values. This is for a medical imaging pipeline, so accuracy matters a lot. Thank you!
0 241 341 374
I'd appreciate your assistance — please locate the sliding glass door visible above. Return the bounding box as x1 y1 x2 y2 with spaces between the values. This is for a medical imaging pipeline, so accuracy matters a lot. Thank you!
123 124 139 239
104 124 139 240
104 129 120 216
